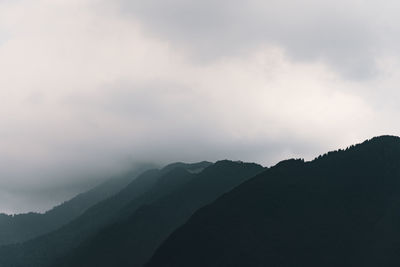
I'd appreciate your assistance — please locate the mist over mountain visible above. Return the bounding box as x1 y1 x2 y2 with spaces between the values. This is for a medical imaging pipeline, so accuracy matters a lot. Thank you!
54 160 263 267
0 161 240 267
0 166 148 246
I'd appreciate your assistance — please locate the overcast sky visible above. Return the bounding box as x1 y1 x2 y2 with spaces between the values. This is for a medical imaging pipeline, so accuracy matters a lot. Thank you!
1 0 400 213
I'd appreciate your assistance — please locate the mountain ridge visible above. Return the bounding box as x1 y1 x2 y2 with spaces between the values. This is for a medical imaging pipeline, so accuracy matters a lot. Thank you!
0 161 218 267
147 135 400 267
53 160 264 267
0 166 150 246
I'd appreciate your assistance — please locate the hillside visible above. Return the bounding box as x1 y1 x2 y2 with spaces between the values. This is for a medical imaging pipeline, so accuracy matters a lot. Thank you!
0 162 211 267
0 166 148 246
148 136 400 267
54 160 264 267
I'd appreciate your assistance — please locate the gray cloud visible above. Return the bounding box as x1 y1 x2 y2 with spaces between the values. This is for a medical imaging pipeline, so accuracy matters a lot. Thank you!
0 0 399 213
120 0 397 79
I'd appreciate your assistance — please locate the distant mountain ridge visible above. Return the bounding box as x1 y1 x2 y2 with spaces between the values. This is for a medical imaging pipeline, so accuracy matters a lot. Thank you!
147 136 400 267
0 161 217 267
0 166 150 246
54 160 263 267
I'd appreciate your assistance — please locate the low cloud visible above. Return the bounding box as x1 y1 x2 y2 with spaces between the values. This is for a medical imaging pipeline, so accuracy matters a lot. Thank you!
0 0 399 213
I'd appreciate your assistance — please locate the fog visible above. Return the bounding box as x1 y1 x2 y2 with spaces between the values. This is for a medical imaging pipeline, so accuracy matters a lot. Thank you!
0 0 399 213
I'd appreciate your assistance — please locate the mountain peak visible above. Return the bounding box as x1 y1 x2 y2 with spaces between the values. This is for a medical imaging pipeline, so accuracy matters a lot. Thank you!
363 135 400 146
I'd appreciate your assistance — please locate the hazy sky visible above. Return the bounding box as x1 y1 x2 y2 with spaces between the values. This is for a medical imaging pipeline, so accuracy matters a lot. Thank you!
1 0 400 213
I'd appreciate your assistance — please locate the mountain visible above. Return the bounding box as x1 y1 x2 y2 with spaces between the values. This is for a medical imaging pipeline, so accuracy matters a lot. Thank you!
161 161 213 174
0 166 149 246
147 136 400 267
0 161 212 267
53 160 264 267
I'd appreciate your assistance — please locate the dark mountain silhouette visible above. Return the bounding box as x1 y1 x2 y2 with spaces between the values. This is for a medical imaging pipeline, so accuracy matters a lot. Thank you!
0 162 212 267
147 136 400 267
52 160 264 267
0 166 149 246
